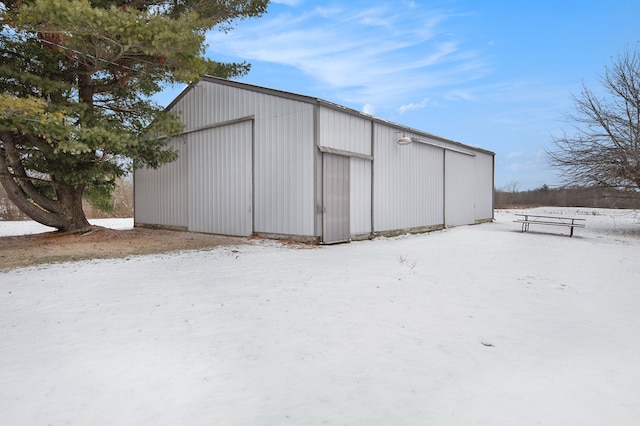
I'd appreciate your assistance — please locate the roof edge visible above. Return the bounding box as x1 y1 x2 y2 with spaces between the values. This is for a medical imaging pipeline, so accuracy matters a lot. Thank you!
167 76 495 157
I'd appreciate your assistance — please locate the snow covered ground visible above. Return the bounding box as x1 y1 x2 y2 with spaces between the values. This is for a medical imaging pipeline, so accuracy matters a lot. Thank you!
0 217 135 237
1 207 639 425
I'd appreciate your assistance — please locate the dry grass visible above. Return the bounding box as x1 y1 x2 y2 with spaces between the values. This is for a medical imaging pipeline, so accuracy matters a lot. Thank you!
0 226 250 271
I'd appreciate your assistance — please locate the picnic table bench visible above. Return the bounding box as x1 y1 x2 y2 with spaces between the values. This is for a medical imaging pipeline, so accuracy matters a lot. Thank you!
514 214 586 237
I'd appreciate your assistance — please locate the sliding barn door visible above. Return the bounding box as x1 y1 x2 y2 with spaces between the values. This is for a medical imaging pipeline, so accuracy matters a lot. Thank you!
188 121 253 236
322 153 350 244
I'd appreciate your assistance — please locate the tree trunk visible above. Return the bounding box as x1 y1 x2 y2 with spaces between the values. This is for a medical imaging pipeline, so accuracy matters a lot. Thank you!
0 145 91 232
0 178 90 232
56 182 92 232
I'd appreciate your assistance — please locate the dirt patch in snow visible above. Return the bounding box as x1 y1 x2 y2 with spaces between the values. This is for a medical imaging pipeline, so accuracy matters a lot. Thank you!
0 226 251 270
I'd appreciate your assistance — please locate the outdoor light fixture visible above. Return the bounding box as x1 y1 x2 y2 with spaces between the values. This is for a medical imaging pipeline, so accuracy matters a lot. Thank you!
397 133 412 145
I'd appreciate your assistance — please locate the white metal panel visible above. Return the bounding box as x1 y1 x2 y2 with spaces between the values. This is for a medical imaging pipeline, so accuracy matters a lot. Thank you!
319 107 372 155
134 137 187 227
350 157 372 236
474 152 494 221
445 151 475 227
373 125 444 232
159 78 495 240
188 121 252 236
253 104 315 236
322 153 350 243
172 80 316 237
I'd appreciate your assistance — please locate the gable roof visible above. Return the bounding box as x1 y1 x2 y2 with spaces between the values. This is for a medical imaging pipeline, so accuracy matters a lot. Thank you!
167 76 495 157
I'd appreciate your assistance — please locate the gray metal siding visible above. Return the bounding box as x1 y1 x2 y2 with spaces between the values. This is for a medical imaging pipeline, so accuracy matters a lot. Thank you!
445 151 475 227
350 157 372 236
134 137 187 227
136 78 494 241
322 154 350 243
319 107 372 155
474 152 495 221
171 81 316 237
188 122 253 236
373 125 444 232
253 105 315 236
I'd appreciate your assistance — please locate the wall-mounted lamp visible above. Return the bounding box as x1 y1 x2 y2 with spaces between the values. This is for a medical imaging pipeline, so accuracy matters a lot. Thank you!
397 133 412 145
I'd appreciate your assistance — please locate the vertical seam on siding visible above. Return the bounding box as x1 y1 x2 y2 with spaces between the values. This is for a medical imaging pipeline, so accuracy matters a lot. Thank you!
251 118 256 235
370 120 375 237
443 149 447 228
315 102 322 239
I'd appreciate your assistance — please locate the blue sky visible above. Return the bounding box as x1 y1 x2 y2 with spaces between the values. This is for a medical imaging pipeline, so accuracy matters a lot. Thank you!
158 0 640 190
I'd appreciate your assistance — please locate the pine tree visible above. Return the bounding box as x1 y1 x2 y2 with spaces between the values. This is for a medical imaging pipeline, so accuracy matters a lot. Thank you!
0 0 268 231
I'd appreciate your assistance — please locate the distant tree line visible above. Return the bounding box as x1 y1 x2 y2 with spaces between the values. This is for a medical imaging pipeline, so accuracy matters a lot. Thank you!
495 184 640 209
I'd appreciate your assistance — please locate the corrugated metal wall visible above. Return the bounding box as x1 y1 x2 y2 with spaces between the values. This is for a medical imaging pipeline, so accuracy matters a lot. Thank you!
373 125 444 232
444 151 476 227
317 106 373 238
134 137 188 228
170 81 316 237
322 153 350 243
253 101 314 236
319 107 372 155
474 152 495 221
136 78 494 241
350 157 372 236
188 122 253 236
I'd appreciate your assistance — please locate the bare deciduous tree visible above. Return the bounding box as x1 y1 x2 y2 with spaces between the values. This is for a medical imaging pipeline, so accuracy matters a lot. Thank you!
549 47 640 196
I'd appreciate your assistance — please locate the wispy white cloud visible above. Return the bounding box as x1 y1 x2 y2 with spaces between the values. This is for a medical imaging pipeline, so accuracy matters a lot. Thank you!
362 104 375 115
207 2 489 115
399 98 430 114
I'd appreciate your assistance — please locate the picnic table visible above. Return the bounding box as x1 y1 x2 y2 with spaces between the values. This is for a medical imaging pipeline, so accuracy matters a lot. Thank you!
514 213 586 237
